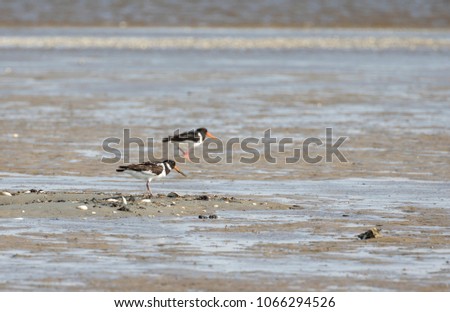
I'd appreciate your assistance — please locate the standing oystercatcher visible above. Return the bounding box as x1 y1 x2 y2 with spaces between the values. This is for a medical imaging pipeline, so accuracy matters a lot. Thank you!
116 160 186 197
162 128 217 161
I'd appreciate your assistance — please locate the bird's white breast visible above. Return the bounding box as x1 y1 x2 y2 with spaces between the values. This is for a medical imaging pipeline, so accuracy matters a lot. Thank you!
126 170 152 180
126 163 166 181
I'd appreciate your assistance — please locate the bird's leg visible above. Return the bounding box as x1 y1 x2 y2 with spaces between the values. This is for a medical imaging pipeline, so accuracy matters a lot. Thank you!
184 149 191 162
146 180 153 198
178 146 191 162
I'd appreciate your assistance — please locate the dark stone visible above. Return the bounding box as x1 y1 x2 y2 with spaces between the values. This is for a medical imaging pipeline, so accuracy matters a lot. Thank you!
357 227 382 240
196 195 209 201
289 205 304 210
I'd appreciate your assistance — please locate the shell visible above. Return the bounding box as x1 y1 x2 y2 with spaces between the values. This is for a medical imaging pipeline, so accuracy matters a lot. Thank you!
76 205 88 210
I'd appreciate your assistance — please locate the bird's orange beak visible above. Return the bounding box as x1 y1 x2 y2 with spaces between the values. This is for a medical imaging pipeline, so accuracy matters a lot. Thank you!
206 131 218 139
174 166 187 177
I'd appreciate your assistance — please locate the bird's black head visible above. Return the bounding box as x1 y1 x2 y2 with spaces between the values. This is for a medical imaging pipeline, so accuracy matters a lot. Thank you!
196 128 208 138
163 160 176 169
196 128 217 140
163 159 187 177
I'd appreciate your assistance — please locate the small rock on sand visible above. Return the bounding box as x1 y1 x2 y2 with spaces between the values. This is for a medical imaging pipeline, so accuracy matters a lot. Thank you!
167 192 180 198
199 214 218 219
196 195 209 201
358 227 382 240
29 189 44 194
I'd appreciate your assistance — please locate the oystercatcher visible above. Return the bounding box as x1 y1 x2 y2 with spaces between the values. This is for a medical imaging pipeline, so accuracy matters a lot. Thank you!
162 128 217 161
116 160 186 197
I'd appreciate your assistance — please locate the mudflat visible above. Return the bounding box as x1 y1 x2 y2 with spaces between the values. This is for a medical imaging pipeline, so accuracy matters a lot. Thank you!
0 190 449 291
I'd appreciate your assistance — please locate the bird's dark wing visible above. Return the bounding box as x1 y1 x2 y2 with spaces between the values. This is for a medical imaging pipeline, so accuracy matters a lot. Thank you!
117 162 164 174
163 129 200 143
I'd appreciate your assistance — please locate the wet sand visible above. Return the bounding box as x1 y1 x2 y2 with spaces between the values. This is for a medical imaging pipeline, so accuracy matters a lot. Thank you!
0 190 449 291
0 191 285 219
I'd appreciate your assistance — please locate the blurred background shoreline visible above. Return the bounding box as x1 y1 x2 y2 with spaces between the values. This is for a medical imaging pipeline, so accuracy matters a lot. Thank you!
0 0 449 28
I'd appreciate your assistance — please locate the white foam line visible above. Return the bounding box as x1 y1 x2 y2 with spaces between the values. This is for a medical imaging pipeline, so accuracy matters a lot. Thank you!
0 36 449 50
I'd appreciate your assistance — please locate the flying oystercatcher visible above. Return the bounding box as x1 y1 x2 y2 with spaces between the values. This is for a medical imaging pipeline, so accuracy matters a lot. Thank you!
162 128 218 161
116 160 186 197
